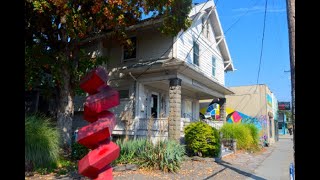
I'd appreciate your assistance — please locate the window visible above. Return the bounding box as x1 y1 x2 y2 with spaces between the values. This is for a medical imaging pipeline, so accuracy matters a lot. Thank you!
202 17 209 39
212 56 216 77
123 37 136 60
119 89 129 99
183 100 193 119
193 41 199 66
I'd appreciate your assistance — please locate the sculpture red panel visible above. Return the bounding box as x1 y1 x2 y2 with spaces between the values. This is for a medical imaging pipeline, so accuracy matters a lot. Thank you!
77 66 120 180
84 87 120 116
78 141 120 179
94 165 113 180
79 66 109 95
77 111 116 149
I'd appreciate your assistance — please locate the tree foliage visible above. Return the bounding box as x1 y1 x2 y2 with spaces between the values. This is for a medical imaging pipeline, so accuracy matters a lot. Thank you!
278 110 292 121
25 0 192 94
25 0 192 147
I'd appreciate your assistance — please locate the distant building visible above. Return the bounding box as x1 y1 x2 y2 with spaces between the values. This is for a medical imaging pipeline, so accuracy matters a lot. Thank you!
225 84 278 144
278 112 288 135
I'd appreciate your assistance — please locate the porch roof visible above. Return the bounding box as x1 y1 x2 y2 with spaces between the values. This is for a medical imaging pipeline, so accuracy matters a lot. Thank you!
108 58 234 98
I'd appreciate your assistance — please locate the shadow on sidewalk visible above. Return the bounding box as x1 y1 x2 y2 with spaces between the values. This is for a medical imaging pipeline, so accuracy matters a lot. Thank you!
203 160 267 180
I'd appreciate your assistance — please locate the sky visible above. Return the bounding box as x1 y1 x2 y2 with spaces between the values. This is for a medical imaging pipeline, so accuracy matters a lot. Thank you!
193 0 291 103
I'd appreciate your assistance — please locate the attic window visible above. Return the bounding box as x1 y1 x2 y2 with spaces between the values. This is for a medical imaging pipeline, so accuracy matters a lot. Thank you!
123 37 136 60
201 16 209 39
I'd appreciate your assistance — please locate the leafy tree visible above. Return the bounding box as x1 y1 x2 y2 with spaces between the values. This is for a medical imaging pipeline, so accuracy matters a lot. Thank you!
278 110 292 121
25 0 192 149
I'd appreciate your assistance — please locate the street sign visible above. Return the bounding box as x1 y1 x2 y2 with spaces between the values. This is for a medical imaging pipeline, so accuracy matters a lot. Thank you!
278 102 291 110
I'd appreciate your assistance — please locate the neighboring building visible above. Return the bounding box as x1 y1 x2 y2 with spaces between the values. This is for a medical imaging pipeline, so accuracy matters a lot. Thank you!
225 84 278 144
278 112 287 135
73 1 235 143
272 93 279 141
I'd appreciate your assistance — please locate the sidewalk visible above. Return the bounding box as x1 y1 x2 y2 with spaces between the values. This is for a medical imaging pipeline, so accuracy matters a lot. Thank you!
245 135 294 180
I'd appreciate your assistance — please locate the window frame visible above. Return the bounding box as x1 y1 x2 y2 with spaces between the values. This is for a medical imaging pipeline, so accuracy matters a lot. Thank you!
193 41 199 66
123 36 137 61
212 56 216 77
201 16 210 39
118 89 130 100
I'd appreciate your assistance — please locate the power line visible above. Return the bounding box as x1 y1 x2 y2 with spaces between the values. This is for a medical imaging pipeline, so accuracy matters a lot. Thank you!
134 0 212 80
224 0 260 35
196 0 261 63
254 0 268 93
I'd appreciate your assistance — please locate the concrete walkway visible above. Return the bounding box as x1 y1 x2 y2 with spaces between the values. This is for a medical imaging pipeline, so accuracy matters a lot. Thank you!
246 134 294 180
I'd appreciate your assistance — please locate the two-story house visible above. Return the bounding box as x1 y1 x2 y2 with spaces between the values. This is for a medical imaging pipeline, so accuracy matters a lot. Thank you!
73 1 235 143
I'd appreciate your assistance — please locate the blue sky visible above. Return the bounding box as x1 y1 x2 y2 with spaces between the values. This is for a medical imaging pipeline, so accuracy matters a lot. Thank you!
193 0 291 102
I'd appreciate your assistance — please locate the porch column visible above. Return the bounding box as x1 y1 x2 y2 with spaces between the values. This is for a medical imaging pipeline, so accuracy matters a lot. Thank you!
168 78 182 142
220 98 227 123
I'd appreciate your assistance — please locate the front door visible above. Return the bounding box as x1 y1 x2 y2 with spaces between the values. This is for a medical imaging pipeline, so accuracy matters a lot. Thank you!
151 93 159 118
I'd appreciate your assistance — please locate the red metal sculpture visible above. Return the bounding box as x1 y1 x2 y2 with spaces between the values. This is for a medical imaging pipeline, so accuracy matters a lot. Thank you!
77 66 120 180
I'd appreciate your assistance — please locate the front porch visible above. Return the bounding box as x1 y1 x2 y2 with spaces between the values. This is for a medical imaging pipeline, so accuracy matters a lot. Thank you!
108 59 233 142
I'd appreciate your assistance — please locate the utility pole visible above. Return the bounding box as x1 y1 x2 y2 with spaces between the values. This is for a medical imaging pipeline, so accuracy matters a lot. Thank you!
285 0 295 169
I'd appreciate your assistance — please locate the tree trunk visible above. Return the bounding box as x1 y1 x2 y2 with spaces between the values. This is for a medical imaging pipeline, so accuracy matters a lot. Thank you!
57 65 74 151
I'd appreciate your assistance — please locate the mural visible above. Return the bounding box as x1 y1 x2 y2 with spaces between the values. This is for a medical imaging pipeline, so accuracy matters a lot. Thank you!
266 94 272 107
200 98 221 120
226 108 268 139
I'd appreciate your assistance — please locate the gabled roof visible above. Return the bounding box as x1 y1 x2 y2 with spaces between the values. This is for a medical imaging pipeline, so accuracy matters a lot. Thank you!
189 1 234 71
80 2 234 72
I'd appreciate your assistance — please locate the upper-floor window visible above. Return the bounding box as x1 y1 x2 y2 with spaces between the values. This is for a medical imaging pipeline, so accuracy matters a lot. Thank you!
201 16 210 39
212 56 216 77
123 37 136 60
193 41 199 66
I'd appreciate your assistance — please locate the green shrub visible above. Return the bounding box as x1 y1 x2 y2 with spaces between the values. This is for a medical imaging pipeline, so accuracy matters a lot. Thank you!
220 123 259 151
114 139 185 172
244 123 260 146
184 121 220 157
71 142 90 160
212 126 221 157
25 114 60 171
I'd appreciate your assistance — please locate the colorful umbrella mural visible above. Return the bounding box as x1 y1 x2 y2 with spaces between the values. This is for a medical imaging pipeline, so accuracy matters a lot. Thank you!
200 99 221 120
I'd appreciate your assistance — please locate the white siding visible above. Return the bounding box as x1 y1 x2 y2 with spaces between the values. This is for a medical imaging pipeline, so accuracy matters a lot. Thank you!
109 82 135 132
137 83 147 119
137 29 173 61
101 29 173 69
175 13 225 85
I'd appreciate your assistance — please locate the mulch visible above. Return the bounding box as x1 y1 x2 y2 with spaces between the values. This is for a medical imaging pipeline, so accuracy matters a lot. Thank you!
25 147 273 180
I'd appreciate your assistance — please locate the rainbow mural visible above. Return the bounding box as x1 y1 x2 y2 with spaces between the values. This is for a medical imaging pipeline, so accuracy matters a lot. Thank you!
226 108 263 131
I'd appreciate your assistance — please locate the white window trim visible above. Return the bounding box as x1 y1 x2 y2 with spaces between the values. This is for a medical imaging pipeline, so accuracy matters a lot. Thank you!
212 56 216 77
193 40 200 66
